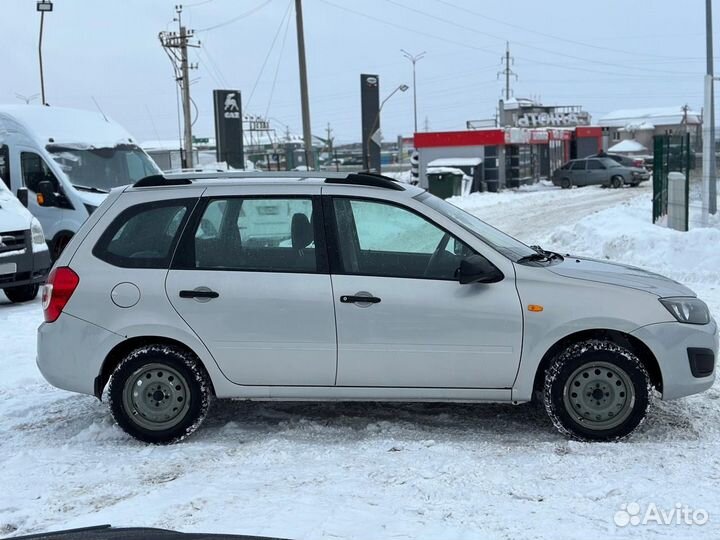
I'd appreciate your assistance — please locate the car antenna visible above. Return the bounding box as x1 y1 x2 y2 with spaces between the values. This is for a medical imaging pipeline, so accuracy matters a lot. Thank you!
91 96 109 123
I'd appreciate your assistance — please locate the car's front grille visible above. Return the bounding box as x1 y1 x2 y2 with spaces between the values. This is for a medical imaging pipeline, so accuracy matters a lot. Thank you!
0 230 27 255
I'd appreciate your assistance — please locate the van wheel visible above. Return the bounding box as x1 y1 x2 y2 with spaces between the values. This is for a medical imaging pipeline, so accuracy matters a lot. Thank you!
108 344 211 444
543 339 651 441
3 284 39 303
611 176 623 189
560 178 571 189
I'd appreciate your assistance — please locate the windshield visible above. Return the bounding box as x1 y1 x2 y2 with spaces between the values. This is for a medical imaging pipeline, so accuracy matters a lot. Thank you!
417 191 538 262
46 143 160 192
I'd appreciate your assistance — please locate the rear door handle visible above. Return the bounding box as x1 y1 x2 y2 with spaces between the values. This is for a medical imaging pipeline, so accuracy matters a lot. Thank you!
340 294 381 304
179 289 219 299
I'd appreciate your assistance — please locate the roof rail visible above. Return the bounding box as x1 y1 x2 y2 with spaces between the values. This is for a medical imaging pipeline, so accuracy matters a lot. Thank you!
133 175 193 188
325 172 405 191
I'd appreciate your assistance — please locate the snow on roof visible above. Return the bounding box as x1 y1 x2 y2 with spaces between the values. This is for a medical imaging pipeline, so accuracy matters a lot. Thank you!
0 105 135 147
619 121 655 132
427 166 470 178
608 139 648 153
598 106 701 128
428 157 482 167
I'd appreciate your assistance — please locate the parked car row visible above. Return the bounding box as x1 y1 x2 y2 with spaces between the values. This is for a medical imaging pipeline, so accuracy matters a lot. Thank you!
551 155 650 189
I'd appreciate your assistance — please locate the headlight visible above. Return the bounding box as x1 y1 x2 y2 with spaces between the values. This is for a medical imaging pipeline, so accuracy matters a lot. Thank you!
660 297 711 325
30 217 47 252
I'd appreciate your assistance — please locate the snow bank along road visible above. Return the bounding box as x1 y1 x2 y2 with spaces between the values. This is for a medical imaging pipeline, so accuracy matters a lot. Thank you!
2 183 719 539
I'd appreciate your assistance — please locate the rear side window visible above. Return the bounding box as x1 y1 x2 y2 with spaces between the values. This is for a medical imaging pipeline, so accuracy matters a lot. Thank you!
175 196 321 273
93 199 196 268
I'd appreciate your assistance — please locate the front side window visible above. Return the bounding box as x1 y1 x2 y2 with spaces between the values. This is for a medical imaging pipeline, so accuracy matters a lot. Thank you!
21 151 59 192
93 199 194 268
0 145 9 188
185 197 318 273
587 159 605 170
570 160 586 171
332 198 476 280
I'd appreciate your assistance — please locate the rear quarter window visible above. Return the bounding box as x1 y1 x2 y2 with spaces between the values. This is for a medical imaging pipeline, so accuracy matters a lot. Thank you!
93 198 197 268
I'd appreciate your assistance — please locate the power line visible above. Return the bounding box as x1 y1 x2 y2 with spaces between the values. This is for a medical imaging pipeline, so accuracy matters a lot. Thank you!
266 7 293 118
246 1 293 109
432 0 698 61
195 0 273 32
385 0 699 76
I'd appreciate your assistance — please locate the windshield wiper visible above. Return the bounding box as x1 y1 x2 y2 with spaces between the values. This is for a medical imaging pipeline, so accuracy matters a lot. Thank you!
517 246 564 264
72 184 109 194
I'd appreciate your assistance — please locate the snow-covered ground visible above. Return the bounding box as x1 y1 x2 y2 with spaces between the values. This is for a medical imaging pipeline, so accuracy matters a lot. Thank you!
2 182 719 539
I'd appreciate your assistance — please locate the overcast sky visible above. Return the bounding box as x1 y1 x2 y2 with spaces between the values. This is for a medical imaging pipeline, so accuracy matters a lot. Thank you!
1 0 716 144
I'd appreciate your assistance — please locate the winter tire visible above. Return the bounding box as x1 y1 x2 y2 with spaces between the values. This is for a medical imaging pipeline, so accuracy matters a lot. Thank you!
560 178 571 189
611 176 623 189
3 283 40 303
544 339 651 442
108 344 211 444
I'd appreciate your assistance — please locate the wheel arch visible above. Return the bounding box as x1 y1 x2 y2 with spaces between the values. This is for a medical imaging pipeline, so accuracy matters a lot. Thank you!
95 335 216 400
531 328 662 399
50 229 75 260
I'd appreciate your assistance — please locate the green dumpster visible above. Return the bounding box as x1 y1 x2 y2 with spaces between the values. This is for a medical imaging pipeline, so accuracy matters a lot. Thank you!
427 171 463 199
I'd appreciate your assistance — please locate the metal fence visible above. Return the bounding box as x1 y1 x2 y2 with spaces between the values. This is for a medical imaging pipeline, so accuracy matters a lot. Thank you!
653 133 692 226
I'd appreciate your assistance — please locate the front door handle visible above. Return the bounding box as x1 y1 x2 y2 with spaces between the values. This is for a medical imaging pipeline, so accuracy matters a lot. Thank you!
179 288 219 299
340 294 381 304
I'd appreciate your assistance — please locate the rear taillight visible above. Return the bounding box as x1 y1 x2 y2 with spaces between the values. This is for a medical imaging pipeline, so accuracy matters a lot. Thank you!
42 267 79 323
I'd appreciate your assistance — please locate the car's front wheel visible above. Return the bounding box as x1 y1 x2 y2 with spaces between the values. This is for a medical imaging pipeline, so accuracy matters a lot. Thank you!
611 175 624 189
544 339 651 441
3 284 40 303
108 344 211 444
560 178 571 189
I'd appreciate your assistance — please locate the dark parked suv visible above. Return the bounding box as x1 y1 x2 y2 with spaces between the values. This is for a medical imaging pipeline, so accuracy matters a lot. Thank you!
552 157 650 189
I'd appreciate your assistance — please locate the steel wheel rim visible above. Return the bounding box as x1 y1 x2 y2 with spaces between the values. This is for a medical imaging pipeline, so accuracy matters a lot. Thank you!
122 363 191 431
562 361 635 430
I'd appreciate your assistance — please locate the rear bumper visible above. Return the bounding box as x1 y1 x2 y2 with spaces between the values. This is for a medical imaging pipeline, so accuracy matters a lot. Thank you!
0 247 51 289
37 312 122 396
631 319 718 400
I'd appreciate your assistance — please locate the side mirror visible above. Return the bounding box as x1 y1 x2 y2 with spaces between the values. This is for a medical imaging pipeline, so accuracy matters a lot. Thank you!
36 180 57 207
16 187 28 208
458 255 504 285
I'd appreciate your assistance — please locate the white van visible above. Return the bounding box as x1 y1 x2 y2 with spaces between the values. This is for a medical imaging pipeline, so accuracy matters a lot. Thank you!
0 180 50 302
0 105 160 259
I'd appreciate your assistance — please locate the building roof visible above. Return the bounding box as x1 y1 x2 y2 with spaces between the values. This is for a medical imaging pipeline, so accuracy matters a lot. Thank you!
608 139 648 153
598 106 701 128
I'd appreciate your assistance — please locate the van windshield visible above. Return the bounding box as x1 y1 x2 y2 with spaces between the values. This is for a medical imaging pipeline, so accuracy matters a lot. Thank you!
417 191 538 262
46 143 160 193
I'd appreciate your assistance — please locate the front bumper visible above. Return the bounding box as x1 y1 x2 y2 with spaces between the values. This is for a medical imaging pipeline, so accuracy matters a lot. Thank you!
631 319 718 400
0 247 51 289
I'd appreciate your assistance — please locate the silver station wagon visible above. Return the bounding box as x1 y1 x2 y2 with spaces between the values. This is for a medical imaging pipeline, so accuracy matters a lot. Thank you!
37 172 717 443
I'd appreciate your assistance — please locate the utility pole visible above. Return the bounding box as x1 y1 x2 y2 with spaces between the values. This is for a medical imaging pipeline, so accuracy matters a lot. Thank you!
498 41 517 101
401 49 426 134
295 0 315 169
705 0 717 215
159 5 199 169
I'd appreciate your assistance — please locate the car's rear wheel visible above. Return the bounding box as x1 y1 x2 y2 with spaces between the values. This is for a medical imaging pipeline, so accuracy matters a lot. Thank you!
108 344 211 444
3 284 40 303
611 176 623 189
560 178 571 189
51 233 73 262
544 339 651 441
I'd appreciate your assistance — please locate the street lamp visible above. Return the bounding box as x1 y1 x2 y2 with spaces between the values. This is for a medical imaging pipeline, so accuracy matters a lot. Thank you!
366 84 409 172
401 49 426 134
37 0 53 106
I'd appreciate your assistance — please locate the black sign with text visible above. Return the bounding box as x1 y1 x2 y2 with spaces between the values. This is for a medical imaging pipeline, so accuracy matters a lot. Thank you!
213 89 244 169
360 74 380 172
